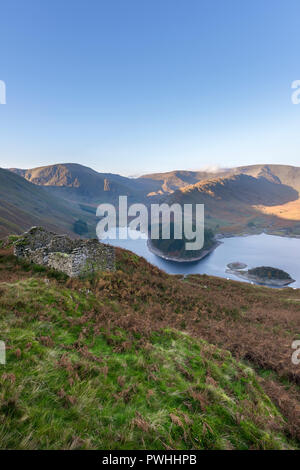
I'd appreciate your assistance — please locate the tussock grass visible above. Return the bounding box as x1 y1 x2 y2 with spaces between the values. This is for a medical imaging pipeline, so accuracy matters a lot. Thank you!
0 276 297 449
0 247 299 449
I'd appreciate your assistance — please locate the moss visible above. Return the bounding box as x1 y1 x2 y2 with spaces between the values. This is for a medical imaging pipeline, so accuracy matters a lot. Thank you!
5 235 21 248
52 252 70 259
78 259 105 278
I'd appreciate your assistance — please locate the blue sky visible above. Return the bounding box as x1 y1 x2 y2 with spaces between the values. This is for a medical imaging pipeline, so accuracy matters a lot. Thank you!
0 0 300 175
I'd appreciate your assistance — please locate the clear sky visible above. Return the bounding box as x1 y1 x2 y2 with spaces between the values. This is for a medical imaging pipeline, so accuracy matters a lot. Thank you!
0 0 300 175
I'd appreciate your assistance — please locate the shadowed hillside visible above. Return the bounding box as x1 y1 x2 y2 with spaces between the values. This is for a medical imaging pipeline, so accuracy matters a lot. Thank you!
140 169 224 194
233 165 300 193
0 168 93 237
163 173 299 234
141 164 300 195
176 174 298 206
7 163 300 237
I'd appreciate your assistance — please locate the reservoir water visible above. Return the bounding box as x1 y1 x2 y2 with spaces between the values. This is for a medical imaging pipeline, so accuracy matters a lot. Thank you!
103 229 300 288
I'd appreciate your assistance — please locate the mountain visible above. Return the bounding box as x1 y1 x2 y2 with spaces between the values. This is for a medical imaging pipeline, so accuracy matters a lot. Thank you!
11 162 300 200
8 163 300 237
232 164 300 192
139 169 224 195
164 173 300 234
173 173 298 206
10 163 161 205
140 164 300 235
140 164 300 195
0 168 94 237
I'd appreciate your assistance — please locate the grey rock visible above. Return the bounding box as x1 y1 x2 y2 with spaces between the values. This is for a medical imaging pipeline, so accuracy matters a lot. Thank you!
14 226 115 277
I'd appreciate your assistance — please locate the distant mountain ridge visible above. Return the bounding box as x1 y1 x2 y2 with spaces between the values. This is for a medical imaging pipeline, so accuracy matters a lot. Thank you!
140 169 226 195
10 163 161 203
160 172 299 234
232 164 300 192
10 162 300 196
141 164 300 195
176 173 298 206
7 163 300 237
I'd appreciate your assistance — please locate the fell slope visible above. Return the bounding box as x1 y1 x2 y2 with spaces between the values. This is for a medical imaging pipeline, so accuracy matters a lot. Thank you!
234 164 300 193
10 163 160 204
0 243 299 449
164 173 299 233
141 164 300 195
8 163 300 236
0 168 91 237
140 170 222 194
176 174 298 206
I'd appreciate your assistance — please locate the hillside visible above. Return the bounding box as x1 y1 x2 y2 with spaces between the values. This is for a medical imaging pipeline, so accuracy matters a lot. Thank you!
139 170 223 195
0 168 96 238
177 174 298 206
7 163 300 237
0 241 300 449
141 164 300 195
10 163 160 205
164 173 299 234
233 165 300 193
231 166 300 232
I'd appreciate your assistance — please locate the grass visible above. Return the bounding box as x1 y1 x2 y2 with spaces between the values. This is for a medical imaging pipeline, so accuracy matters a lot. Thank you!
0 279 295 449
0 246 299 449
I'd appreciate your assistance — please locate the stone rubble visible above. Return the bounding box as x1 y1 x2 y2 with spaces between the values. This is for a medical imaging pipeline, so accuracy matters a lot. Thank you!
14 226 115 277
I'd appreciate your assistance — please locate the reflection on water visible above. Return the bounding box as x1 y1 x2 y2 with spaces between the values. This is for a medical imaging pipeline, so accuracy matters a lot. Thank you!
102 229 300 288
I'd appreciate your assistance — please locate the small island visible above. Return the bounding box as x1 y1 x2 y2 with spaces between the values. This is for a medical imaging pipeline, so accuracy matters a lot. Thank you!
148 223 220 263
226 263 295 287
227 262 247 270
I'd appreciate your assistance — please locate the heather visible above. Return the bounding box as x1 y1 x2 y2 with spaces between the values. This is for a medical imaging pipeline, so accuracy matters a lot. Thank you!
0 245 299 449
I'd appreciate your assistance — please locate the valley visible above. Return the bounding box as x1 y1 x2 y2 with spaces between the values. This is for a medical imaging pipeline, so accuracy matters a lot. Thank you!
5 163 300 240
1 162 300 286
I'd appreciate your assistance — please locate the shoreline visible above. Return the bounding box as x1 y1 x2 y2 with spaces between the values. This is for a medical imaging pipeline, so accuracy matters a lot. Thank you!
147 239 222 263
216 229 300 240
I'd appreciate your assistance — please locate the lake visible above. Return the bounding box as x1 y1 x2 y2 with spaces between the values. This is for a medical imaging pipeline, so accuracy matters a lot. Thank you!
102 229 300 288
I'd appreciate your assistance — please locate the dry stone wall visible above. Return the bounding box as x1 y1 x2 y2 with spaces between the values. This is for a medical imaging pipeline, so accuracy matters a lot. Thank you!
14 227 115 277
